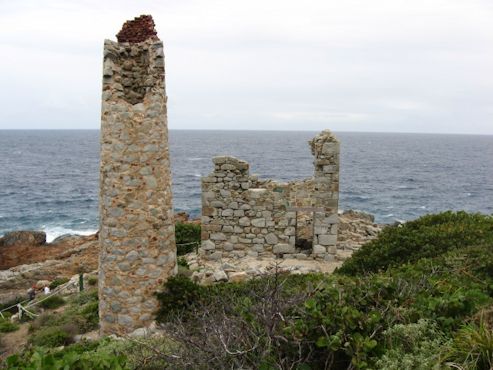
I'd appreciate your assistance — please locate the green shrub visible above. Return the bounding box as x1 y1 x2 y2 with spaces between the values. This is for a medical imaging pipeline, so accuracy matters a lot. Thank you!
49 278 69 290
87 276 98 286
30 326 73 347
1 312 12 319
177 257 189 268
155 275 205 321
78 301 99 331
28 289 99 343
0 317 19 333
444 319 493 369
39 295 65 310
375 320 446 369
339 211 493 275
70 289 98 306
175 222 200 255
5 339 129 369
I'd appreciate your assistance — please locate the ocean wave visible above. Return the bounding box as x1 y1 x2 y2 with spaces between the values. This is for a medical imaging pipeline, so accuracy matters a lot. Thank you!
43 226 98 243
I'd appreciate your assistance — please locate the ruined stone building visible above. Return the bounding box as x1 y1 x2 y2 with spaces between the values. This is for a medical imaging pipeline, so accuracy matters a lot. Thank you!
200 130 340 260
98 15 176 335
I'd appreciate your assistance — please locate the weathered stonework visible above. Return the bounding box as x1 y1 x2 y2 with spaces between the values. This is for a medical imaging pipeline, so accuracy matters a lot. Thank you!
200 130 339 260
99 16 176 335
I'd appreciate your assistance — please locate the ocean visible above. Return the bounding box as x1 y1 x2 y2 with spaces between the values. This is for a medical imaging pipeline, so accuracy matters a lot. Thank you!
0 130 492 242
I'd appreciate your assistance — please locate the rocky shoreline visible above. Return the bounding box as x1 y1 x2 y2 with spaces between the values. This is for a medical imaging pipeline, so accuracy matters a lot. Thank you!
0 210 383 305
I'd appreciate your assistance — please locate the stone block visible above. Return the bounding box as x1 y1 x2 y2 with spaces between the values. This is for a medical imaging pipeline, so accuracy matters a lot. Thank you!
214 270 228 282
228 271 248 283
313 245 327 254
318 234 337 246
273 243 295 254
207 251 223 261
201 240 215 250
239 217 251 226
210 233 227 241
222 225 234 233
265 233 278 244
251 218 266 227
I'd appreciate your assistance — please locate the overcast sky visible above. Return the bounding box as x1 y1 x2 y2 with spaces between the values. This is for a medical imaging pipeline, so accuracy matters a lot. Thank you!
0 0 492 134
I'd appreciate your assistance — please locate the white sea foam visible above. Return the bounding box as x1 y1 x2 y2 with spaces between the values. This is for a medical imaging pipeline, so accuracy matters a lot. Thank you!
44 227 97 243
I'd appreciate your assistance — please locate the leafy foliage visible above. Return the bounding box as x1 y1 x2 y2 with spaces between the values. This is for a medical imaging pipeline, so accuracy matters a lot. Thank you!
375 320 446 370
38 295 65 310
30 326 74 347
175 222 200 255
338 211 493 275
444 318 493 370
27 288 99 349
0 317 19 333
4 340 128 370
155 275 204 322
49 277 69 290
150 212 493 369
4 212 493 369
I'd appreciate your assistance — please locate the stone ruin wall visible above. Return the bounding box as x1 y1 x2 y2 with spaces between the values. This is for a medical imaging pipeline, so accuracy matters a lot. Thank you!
200 130 340 260
99 15 176 335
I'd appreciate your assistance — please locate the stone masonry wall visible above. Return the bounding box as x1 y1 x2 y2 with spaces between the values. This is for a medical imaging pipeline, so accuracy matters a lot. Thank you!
200 130 339 261
99 16 176 335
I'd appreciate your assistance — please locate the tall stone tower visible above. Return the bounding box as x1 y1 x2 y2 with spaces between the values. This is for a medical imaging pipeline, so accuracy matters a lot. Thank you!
98 15 176 335
309 130 340 257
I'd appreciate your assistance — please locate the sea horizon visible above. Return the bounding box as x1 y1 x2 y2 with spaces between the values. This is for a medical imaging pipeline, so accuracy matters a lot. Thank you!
1 130 492 241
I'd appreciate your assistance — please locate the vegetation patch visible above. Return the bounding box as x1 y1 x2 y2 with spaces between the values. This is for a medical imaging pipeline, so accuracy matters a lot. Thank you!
4 339 128 370
3 212 493 369
338 211 493 275
49 277 69 290
0 317 19 333
24 288 99 351
38 295 65 310
175 222 200 255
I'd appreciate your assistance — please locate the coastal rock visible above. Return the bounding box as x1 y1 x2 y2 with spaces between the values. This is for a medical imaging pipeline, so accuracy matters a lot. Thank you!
0 231 46 247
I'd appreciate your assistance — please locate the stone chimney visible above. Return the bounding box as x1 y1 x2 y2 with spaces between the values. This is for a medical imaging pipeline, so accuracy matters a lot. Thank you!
98 15 176 335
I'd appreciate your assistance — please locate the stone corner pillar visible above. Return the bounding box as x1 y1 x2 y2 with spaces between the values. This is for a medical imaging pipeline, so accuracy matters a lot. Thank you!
309 130 340 259
98 15 176 336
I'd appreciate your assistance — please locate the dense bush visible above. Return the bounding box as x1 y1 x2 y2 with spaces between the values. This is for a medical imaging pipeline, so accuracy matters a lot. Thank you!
49 277 69 290
0 317 19 333
4 339 128 370
4 212 493 369
30 326 74 347
149 213 493 369
375 319 446 369
444 318 493 370
155 275 204 322
175 222 200 255
26 288 99 351
38 295 65 310
87 276 98 286
338 211 493 275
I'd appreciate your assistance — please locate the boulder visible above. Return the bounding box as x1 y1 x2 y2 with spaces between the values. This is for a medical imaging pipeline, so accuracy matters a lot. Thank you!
228 271 248 283
36 280 51 289
213 269 228 282
0 231 46 247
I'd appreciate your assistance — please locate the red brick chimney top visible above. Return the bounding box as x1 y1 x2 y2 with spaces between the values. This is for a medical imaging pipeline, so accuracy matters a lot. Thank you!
116 15 159 43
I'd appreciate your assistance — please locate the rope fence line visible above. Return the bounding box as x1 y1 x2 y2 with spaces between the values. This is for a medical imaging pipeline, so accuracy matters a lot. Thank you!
1 275 80 321
176 241 199 246
1 241 200 319
0 298 30 316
